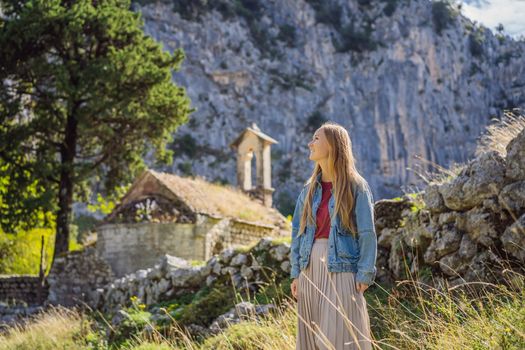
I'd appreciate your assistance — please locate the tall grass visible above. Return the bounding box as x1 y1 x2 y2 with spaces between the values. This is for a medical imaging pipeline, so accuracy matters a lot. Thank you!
0 306 90 350
2 267 523 349
475 108 525 157
368 271 525 349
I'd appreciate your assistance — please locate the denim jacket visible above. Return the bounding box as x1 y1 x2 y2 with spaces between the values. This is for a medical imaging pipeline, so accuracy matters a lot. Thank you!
289 173 378 285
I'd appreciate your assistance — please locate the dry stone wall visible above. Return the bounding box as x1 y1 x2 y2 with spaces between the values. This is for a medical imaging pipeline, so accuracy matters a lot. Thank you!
0 276 47 305
375 129 525 287
46 246 114 307
89 237 290 312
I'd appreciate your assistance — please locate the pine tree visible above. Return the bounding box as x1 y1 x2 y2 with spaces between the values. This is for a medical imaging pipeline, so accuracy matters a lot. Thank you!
0 0 193 267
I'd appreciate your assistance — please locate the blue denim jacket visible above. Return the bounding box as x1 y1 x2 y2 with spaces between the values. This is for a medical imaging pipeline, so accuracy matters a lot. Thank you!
289 173 378 285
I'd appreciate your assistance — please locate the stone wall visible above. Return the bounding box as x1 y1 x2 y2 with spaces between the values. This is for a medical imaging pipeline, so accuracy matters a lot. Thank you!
228 219 277 245
375 129 525 287
88 237 290 312
96 214 280 277
82 125 524 311
96 221 205 277
46 246 114 307
0 275 47 305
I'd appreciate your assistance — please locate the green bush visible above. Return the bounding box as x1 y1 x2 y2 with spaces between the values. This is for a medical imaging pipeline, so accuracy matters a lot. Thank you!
170 133 199 158
254 278 291 305
109 308 153 348
469 32 484 58
306 0 342 29
304 110 327 133
0 234 19 273
179 285 237 326
333 23 378 53
431 1 457 35
73 214 102 243
177 161 193 176
275 190 295 218
382 0 398 17
277 24 297 47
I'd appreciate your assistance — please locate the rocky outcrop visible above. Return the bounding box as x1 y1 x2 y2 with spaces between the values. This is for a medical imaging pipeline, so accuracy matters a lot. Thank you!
376 128 525 287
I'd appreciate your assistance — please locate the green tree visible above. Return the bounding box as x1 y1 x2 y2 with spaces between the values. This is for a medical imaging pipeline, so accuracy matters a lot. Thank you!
0 0 193 267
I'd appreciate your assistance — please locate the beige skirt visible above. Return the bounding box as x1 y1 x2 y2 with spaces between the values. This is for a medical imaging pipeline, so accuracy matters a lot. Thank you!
296 238 373 350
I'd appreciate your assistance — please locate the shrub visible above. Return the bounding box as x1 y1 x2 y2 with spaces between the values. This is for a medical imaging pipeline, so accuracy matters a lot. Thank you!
333 22 378 53
383 0 398 17
177 161 193 176
0 233 19 273
170 133 199 158
469 32 484 58
431 0 457 35
109 304 153 348
306 0 342 29
277 24 297 47
179 285 237 326
304 110 327 133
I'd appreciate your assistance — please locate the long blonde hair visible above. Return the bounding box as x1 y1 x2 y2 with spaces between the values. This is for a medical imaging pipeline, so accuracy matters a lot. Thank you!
298 121 367 238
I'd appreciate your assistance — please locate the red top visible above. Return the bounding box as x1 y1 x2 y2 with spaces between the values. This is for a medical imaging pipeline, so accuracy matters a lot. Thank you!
314 181 332 240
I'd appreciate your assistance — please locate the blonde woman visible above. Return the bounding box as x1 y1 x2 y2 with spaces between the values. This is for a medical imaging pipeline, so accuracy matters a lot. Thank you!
289 121 377 350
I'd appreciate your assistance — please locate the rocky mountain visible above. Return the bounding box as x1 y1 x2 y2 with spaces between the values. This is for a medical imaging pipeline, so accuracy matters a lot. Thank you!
131 0 525 212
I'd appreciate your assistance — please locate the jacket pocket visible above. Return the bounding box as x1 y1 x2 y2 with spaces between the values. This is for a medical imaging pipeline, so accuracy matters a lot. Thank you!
335 225 359 261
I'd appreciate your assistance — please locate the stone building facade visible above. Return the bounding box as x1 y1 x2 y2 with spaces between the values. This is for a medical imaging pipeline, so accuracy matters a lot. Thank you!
96 124 286 277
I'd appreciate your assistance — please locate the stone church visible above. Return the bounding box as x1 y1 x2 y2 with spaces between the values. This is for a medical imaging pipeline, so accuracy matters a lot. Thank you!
96 123 289 277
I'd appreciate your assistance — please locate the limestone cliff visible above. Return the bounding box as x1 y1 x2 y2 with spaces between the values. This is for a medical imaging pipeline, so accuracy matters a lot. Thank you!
132 0 525 210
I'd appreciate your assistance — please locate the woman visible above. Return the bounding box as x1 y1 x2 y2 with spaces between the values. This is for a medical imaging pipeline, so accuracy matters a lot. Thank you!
289 121 377 350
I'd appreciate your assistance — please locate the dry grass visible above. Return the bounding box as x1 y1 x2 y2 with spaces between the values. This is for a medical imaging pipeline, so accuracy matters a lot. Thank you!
405 108 524 191
115 263 525 350
372 271 525 349
1 267 524 350
405 155 466 189
199 298 297 350
475 108 525 157
151 170 280 225
0 305 88 350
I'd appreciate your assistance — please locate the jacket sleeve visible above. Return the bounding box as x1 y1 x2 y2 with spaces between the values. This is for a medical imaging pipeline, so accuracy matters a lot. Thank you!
290 188 305 280
354 182 378 285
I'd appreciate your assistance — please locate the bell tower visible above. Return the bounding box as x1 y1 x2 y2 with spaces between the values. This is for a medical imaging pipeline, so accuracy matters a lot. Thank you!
229 123 278 207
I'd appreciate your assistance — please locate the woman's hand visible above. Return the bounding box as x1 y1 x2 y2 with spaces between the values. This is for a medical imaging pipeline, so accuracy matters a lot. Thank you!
356 282 369 293
291 278 299 299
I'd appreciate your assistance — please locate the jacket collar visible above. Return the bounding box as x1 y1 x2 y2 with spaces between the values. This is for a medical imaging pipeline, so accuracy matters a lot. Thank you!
315 172 358 194
315 172 322 186
315 172 333 193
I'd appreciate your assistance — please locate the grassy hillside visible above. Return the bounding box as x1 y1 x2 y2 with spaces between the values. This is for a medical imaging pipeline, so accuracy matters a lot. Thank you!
0 227 83 276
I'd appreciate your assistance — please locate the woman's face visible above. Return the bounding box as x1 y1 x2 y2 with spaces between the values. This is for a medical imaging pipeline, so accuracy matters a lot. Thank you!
308 128 330 161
